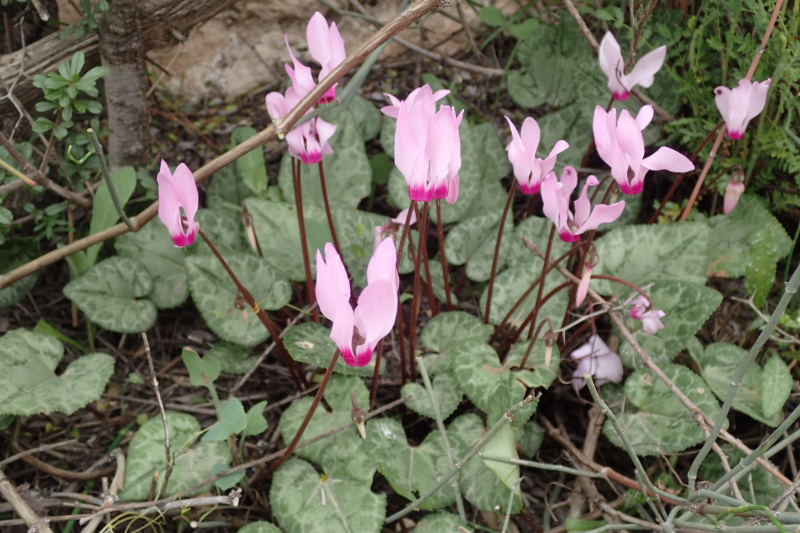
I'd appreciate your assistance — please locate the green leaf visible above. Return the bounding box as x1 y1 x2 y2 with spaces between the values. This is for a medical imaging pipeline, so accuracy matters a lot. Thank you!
412 513 463 533
0 238 41 308
231 127 268 194
185 254 291 346
592 223 710 298
203 398 247 441
707 196 791 278
762 355 792 418
213 463 245 490
745 228 777 308
244 199 328 282
365 414 482 509
182 347 221 388
323 94 382 142
478 6 507 26
205 342 258 375
517 420 544 459
207 164 253 209
699 448 783 506
444 209 515 282
566 519 607 533
510 18 541 40
603 364 723 456
119 413 231 501
270 458 386 533
244 400 269 437
689 342 782 427
279 375 374 481
0 329 114 416
483 424 521 491
418 312 494 370
278 109 371 210
63 256 157 334
237 522 283 533
192 208 249 257
85 166 137 267
115 221 188 309
32 117 54 133
33 319 87 354
283 322 384 377
508 216 572 269
369 153 392 185
331 208 390 287
480 260 569 334
401 370 463 420
615 281 722 368
81 65 110 82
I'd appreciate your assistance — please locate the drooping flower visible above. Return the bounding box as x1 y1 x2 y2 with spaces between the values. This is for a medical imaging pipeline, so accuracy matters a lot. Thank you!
593 105 694 195
714 79 771 140
598 33 666 101
306 12 346 103
629 295 666 335
571 335 623 391
382 85 463 203
724 170 745 214
505 116 568 195
316 238 398 367
540 167 625 243
266 88 337 165
374 207 417 252
576 248 599 306
157 160 199 247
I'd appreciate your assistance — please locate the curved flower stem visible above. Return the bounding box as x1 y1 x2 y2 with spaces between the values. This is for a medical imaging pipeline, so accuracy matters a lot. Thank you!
408 202 432 378
396 305 407 387
418 357 466 523
251 348 341 487
517 318 552 370
485 180 516 324
527 225 555 337
591 275 652 302
318 160 341 257
292 159 319 322
681 0 783 221
436 200 454 311
197 229 306 392
369 339 384 411
509 282 570 347
414 202 438 317
385 394 535 524
396 200 417 268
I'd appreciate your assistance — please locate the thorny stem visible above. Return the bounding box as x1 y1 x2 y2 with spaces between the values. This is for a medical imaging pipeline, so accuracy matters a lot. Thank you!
681 0 784 220
414 202 438 317
197 229 306 392
418 357 466 523
688 262 800 492
385 394 535 524
485 180 516 324
436 200 454 311
408 202 432 378
292 158 319 322
87 128 134 231
251 349 341 487
317 160 341 257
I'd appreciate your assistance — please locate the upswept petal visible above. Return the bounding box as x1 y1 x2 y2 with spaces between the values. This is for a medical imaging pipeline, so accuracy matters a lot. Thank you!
626 46 666 89
306 12 331 68
575 201 626 235
576 261 595 306
157 165 182 243
744 80 770 126
642 147 694 173
573 175 598 228
598 33 626 97
367 237 397 288
331 299 356 364
592 107 616 166
560 166 579 199
354 277 398 346
634 105 654 131
315 118 337 150
428 107 458 190
266 92 290 118
616 110 644 168
284 37 316 95
540 173 565 232
519 116 541 155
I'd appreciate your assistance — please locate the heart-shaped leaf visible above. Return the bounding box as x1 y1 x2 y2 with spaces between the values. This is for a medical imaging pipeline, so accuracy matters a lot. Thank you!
115 221 188 309
762 356 792 419
120 412 232 501
271 458 386 533
231 126 268 194
206 164 253 210
283 322 385 377
279 375 374 482
0 329 114 416
745 228 777 308
205 342 258 375
244 400 269 437
0 238 41 308
445 209 515 282
186 253 291 346
402 370 463 420
482 424 521 491
420 311 495 361
203 398 247 441
182 347 221 388
63 256 157 334
192 208 250 257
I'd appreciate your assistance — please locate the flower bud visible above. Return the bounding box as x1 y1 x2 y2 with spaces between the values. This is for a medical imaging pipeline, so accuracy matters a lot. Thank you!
543 330 557 368
723 169 745 214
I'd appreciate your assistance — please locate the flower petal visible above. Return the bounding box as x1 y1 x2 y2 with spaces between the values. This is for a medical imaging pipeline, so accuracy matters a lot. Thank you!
642 146 694 173
367 237 398 289
331 299 356 365
354 277 397 346
626 46 666 89
575 201 626 235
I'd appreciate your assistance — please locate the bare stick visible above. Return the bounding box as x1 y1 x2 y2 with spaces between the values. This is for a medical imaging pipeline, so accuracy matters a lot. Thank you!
0 440 77 468
0 0 448 290
78 449 125 532
142 333 172 500
0 468 54 533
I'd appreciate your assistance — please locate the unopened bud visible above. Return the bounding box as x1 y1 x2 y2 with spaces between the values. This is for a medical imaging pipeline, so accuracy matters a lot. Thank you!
241 211 258 251
543 331 557 368
234 295 249 324
351 392 366 439
723 170 745 214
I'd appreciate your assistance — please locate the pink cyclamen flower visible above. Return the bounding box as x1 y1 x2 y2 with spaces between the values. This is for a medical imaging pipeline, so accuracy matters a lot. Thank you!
505 116 568 195
598 33 666 101
540 167 625 243
266 88 337 165
382 85 463 203
306 12 346 103
571 335 623 391
724 176 745 215
374 207 416 252
576 248 599 306
593 105 694 195
315 238 398 367
629 295 666 335
714 79 771 140
157 161 199 247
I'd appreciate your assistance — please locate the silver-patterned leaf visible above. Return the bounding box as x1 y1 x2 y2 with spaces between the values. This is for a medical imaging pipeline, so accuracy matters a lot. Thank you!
0 238 41 308
237 522 283 533
444 209 515 282
412 513 463 533
402 370 463 420
282 322 385 377
205 342 258 375
192 208 250 257
420 312 494 362
323 94 382 142
762 355 792 418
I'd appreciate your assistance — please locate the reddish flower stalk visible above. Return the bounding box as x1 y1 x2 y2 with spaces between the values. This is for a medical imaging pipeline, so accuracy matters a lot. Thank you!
414 202 438 318
292 158 319 322
436 200 453 311
318 160 341 257
484 180 517 324
408 202 432 378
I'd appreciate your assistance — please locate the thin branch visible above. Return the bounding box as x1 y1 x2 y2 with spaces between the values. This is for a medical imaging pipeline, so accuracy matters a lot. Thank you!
0 468 54 533
142 333 171 500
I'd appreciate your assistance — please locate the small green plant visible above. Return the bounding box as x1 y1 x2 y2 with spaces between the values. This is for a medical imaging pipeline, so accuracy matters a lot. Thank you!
60 0 110 41
23 201 69 240
32 51 109 139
